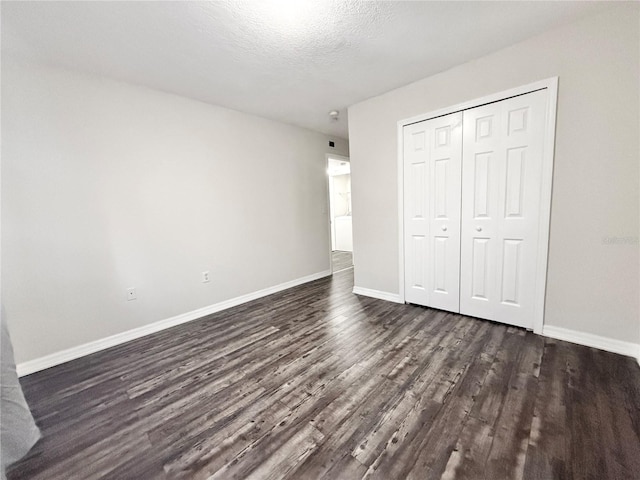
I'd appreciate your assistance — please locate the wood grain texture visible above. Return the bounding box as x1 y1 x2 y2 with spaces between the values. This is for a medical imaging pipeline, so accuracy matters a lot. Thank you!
332 250 353 272
7 269 640 479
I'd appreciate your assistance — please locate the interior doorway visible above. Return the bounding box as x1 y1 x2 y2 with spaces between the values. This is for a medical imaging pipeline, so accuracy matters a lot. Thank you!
327 154 353 273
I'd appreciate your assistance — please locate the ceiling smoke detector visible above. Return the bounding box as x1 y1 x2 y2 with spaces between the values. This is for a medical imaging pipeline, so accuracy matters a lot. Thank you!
329 110 340 121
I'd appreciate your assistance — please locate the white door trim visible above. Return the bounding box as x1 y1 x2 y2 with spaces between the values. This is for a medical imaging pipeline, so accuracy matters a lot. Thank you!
397 77 558 334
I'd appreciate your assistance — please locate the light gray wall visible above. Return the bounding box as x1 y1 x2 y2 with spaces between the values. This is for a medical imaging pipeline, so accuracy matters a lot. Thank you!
331 174 351 218
2 58 348 364
348 5 639 343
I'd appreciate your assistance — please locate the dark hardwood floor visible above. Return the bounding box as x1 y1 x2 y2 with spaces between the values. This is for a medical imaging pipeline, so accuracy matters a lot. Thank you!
332 251 353 272
8 269 640 479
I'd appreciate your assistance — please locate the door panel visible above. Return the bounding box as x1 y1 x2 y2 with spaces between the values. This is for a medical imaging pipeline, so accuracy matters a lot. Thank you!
500 239 522 305
505 147 526 217
404 123 430 306
472 152 492 218
433 236 448 292
410 235 427 290
434 159 449 218
459 90 547 328
428 113 462 311
404 112 462 311
471 238 490 300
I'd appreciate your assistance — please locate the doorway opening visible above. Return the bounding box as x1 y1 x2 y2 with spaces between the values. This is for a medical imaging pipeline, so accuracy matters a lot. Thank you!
327 154 353 273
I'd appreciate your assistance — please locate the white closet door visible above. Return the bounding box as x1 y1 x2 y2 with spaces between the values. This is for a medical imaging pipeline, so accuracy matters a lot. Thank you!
459 90 547 328
404 112 462 310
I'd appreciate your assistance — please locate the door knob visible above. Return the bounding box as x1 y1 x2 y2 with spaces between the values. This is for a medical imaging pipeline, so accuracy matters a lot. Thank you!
441 226 448 231
476 226 482 232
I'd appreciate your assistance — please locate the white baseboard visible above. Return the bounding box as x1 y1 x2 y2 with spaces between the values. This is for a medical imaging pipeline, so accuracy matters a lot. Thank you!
17 269 331 377
543 325 640 364
352 286 404 304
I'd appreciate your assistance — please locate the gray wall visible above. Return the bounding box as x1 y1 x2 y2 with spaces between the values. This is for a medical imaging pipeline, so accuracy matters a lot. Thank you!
2 58 348 364
331 174 351 218
348 5 639 343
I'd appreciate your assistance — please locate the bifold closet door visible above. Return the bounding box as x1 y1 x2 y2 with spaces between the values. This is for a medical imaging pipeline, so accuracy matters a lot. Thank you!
459 89 547 329
403 112 462 311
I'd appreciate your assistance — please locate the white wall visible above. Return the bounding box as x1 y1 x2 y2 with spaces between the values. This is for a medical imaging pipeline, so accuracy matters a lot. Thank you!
348 5 639 343
331 173 353 253
331 174 351 218
1 58 348 364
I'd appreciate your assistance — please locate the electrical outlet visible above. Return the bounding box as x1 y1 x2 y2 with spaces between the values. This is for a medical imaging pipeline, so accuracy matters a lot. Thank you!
126 287 137 301
202 271 210 283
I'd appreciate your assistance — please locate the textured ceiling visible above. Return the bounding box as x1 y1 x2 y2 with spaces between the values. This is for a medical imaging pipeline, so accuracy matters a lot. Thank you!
2 1 610 139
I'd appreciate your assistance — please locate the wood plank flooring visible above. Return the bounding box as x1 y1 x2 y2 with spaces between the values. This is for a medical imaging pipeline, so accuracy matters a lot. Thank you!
332 250 353 272
7 269 640 479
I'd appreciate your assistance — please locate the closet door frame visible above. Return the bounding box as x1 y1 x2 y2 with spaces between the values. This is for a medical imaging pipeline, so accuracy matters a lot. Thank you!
397 77 558 334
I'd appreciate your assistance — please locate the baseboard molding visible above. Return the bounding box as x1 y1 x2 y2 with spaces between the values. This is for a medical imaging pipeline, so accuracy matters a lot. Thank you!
543 325 640 365
352 286 403 304
17 269 331 377
332 266 354 274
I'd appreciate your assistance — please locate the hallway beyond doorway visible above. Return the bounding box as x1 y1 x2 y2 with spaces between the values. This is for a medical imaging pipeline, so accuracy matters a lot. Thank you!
332 251 352 273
